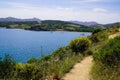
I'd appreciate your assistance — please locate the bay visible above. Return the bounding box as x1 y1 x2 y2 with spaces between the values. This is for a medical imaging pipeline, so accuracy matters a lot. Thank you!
0 28 91 63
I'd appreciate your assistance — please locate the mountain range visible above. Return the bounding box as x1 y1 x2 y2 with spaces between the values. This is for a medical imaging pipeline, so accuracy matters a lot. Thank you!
0 17 119 28
0 17 40 22
69 21 99 26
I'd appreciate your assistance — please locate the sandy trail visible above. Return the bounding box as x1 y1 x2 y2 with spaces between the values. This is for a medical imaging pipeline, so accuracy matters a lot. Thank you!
62 56 92 80
62 28 120 80
109 32 120 39
109 29 120 39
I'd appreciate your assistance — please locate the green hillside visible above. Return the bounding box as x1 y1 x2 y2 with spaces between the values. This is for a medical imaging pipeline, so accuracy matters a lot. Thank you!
0 23 120 80
29 20 94 32
0 20 94 32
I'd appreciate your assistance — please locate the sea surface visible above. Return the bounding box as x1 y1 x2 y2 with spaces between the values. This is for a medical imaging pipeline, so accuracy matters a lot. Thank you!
0 28 91 63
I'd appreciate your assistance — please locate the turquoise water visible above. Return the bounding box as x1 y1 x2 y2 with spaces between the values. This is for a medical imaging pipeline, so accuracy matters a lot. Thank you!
0 28 91 63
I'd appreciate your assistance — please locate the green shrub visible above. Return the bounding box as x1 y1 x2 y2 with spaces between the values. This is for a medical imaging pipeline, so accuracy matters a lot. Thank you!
91 62 120 80
90 31 108 43
85 49 94 55
52 47 74 60
27 58 39 64
0 54 15 79
93 36 120 66
16 63 42 80
40 55 51 61
92 27 103 35
68 37 91 53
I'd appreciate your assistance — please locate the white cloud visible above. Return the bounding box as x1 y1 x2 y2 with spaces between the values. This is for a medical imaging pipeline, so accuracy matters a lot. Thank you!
57 7 71 10
74 11 120 24
71 0 105 3
0 2 74 20
80 0 102 2
0 2 120 24
93 8 108 13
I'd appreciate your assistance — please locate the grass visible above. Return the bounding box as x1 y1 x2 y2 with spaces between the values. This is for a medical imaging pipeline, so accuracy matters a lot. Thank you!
41 50 84 79
25 47 85 80
90 24 120 80
9 24 31 29
0 24 120 80
91 62 120 80
45 54 83 79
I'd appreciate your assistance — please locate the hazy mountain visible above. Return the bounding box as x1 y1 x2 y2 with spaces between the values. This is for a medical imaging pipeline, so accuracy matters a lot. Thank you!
69 21 120 28
103 22 120 28
69 21 99 26
0 17 119 29
0 17 40 22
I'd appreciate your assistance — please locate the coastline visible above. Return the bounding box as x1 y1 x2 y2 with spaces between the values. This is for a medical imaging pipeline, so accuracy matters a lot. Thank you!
0 27 93 33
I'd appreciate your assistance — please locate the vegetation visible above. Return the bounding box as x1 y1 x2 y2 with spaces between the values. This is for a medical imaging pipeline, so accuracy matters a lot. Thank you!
29 20 94 32
91 62 120 80
93 36 120 66
26 47 84 80
0 20 94 32
90 24 120 43
90 24 120 80
68 37 91 53
15 63 41 80
0 23 120 80
0 21 37 29
91 36 120 80
92 27 103 35
0 47 85 80
0 54 15 79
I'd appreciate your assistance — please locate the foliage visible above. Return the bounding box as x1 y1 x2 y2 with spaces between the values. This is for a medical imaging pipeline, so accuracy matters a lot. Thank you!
27 58 39 64
90 30 108 43
93 36 120 66
0 24 119 80
0 21 38 28
0 47 84 80
0 54 15 79
69 37 91 53
92 27 103 35
90 24 120 43
0 20 94 32
26 47 83 80
91 25 120 80
91 62 120 80
16 63 42 80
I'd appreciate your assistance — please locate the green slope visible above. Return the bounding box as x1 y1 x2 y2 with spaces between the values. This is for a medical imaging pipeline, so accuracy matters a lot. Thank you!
29 20 94 32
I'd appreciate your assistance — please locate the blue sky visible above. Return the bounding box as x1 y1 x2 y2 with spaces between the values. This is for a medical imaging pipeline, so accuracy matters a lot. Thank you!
0 0 120 24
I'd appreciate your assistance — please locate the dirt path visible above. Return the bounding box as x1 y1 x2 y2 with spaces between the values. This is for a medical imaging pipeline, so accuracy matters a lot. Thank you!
109 29 120 39
62 28 120 80
62 56 92 80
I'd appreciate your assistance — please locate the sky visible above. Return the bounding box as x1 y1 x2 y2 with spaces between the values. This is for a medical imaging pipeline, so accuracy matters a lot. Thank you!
0 0 120 24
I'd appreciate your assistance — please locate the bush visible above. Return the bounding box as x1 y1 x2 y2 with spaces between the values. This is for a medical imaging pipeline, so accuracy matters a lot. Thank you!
92 27 103 35
0 54 15 79
90 31 108 43
68 37 91 53
85 49 94 55
93 36 120 66
16 63 42 80
52 47 73 60
27 58 39 64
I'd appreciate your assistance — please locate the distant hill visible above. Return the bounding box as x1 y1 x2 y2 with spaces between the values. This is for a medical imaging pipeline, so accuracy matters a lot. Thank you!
29 20 94 32
0 17 119 32
103 22 120 28
69 21 120 29
0 19 94 32
0 17 40 22
69 21 99 26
